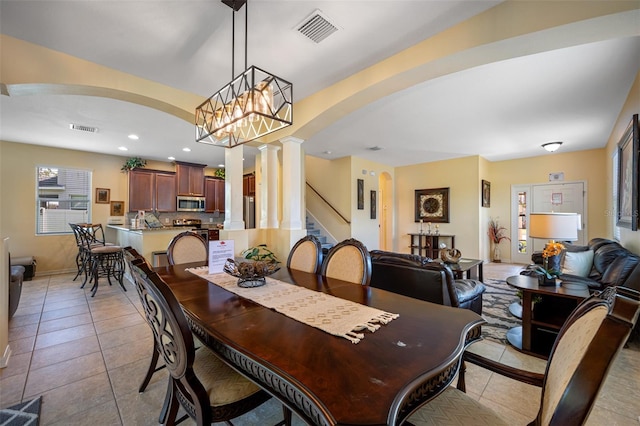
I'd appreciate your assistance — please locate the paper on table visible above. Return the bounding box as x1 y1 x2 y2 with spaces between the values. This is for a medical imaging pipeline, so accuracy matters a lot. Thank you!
208 240 234 274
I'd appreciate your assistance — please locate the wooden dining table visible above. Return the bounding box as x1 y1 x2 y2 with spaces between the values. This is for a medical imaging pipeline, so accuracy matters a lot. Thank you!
154 262 485 426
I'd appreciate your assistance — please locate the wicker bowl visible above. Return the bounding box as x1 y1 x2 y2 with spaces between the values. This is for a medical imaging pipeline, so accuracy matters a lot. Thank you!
223 258 280 287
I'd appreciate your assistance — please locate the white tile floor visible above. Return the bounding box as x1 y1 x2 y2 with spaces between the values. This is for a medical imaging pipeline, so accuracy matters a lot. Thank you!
1 263 639 425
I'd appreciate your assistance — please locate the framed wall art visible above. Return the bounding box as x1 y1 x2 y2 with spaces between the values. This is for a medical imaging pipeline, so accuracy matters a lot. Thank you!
617 114 639 230
415 187 449 223
370 190 377 219
481 180 490 207
96 188 110 204
357 179 364 210
110 200 125 216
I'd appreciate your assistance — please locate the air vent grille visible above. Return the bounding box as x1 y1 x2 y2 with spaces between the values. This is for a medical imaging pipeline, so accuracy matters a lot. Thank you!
296 10 338 44
69 124 98 133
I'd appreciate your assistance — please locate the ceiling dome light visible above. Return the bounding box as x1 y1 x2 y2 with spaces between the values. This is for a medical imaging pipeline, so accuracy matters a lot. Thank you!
542 141 563 152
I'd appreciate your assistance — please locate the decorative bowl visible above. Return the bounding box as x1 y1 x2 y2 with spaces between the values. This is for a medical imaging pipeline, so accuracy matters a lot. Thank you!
223 258 280 288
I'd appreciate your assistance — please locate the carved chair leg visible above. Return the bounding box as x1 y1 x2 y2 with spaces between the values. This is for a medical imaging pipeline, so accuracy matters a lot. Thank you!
456 359 467 393
283 406 292 426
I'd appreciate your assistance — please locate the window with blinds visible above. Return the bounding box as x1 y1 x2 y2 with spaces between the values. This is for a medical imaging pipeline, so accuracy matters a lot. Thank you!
36 166 92 235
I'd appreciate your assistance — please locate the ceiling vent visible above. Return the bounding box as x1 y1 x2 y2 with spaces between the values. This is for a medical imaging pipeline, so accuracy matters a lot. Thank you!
295 9 338 44
69 124 98 133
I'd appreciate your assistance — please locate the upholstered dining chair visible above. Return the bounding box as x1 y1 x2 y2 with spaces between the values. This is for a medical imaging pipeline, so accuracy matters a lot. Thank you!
320 238 372 285
128 259 287 425
406 286 640 426
166 231 208 266
287 235 323 274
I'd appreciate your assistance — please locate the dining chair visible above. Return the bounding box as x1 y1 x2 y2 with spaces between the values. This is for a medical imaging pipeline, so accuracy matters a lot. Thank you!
406 286 640 426
320 238 372 285
128 259 285 425
166 231 208 266
122 247 165 394
286 235 323 274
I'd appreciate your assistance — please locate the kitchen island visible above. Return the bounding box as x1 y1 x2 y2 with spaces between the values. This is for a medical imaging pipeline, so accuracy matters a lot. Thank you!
106 225 188 265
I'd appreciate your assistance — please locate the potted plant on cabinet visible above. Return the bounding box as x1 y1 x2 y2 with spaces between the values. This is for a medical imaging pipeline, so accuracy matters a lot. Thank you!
121 157 147 173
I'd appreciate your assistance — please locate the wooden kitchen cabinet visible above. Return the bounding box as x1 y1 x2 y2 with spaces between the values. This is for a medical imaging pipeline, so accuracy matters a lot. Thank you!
205 177 225 212
129 169 176 212
176 162 205 196
243 173 255 196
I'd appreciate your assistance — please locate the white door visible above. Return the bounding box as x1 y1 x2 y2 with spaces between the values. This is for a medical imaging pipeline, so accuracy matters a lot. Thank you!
531 182 586 250
511 181 586 264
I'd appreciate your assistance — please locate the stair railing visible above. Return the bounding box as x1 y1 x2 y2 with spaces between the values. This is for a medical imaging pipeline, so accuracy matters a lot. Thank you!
306 182 350 224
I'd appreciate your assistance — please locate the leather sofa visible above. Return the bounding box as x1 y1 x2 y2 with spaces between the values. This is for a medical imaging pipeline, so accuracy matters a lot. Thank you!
9 254 24 319
530 238 640 292
369 250 486 315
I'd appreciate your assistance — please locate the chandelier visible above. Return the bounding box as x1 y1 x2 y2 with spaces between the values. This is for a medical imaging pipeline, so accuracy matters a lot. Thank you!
195 0 293 148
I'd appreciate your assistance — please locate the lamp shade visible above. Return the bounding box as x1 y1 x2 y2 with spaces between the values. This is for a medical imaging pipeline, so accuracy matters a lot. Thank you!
529 212 579 241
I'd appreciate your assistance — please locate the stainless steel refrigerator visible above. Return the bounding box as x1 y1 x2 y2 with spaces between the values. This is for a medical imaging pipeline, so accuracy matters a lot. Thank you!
244 196 255 229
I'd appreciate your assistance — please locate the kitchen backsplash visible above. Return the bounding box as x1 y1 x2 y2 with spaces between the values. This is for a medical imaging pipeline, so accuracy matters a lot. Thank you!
125 211 224 227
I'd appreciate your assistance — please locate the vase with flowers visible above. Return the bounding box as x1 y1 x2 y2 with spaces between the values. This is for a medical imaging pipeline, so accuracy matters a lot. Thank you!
488 217 511 262
532 241 564 286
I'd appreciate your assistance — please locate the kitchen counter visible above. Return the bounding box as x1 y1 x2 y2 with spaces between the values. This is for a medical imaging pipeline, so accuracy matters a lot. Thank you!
107 224 190 265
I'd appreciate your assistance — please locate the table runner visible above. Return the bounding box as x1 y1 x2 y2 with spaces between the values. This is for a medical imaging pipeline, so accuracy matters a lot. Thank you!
186 267 399 343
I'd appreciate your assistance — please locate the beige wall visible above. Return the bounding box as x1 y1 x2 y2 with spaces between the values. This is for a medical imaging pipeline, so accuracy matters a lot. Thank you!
395 150 609 263
396 156 481 259
606 71 640 254
0 141 131 273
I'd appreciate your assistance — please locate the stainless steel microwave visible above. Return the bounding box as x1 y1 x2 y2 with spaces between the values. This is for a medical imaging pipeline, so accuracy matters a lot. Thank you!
177 196 205 212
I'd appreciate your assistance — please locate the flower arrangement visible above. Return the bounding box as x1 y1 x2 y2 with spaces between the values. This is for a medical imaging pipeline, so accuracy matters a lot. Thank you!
529 241 565 280
488 218 511 244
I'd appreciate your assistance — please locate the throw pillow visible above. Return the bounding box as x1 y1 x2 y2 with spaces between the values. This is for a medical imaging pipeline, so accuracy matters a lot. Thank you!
562 250 594 277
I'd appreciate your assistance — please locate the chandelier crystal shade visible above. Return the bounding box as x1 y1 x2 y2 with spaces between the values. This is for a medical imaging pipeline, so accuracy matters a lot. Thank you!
195 0 293 148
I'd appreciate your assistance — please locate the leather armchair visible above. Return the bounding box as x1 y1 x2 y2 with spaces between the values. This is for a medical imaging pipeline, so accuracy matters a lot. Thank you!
369 250 485 315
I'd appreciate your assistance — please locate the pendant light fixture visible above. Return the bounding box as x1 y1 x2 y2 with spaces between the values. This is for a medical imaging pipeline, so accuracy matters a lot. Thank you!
195 0 293 148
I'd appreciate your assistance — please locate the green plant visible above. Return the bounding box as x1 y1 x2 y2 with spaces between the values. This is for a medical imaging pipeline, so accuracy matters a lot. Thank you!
241 244 278 263
121 157 147 172
214 168 225 179
488 217 511 244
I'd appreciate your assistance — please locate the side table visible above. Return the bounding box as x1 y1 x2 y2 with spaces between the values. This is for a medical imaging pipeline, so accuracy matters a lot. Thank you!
505 275 589 359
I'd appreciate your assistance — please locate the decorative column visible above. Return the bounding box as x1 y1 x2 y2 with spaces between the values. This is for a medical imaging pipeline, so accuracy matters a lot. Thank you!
258 144 280 229
280 137 304 230
223 145 245 230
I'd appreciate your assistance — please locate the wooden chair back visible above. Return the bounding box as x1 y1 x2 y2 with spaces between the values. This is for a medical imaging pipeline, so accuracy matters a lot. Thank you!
320 238 372 285
166 231 207 265
287 235 323 274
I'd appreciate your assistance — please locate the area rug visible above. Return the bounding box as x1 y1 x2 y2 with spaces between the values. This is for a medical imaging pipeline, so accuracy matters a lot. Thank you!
0 396 41 425
481 279 521 344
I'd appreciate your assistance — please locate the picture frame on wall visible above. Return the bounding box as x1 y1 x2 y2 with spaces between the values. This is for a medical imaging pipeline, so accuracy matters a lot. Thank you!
370 190 377 219
96 188 110 204
110 200 125 216
481 180 490 208
617 114 639 231
357 179 364 210
415 187 450 223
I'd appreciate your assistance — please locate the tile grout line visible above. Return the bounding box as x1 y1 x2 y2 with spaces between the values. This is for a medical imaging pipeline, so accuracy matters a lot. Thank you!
20 275 49 404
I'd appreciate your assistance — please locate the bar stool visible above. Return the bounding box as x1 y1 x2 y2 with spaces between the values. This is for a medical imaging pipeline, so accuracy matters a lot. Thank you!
75 224 125 297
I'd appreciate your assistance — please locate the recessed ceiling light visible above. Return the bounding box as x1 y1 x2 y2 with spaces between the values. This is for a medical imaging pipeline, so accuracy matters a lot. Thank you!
324 150 332 155
128 134 139 140
183 147 191 152
218 164 225 168
168 156 175 160
118 146 128 151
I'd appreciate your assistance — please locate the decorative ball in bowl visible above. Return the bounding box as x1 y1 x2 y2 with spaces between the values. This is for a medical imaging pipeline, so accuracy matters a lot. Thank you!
223 258 280 288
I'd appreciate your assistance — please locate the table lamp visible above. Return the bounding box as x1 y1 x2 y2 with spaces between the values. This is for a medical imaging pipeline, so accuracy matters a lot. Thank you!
529 212 580 285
